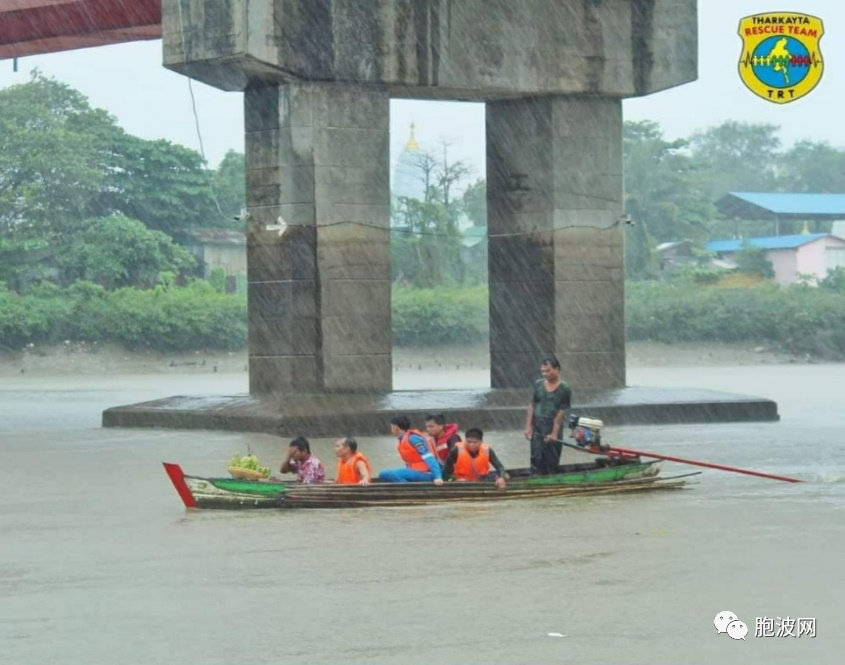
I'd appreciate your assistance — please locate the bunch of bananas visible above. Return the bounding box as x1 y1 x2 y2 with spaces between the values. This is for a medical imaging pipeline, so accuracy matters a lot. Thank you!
229 454 271 478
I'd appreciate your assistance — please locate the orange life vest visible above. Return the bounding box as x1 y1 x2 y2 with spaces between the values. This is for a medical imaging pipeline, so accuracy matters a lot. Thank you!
336 452 372 485
432 422 461 462
398 429 438 472
453 442 491 481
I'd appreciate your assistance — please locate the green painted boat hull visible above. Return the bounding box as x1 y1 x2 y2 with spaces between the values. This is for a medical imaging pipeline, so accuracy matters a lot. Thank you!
169 460 665 510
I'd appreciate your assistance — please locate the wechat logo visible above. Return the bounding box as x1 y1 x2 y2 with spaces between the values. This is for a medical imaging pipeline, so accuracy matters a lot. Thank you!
715 611 748 640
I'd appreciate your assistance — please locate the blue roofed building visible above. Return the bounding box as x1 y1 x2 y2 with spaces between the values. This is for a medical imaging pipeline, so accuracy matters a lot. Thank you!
705 232 845 285
716 192 845 236
717 192 845 220
710 192 845 284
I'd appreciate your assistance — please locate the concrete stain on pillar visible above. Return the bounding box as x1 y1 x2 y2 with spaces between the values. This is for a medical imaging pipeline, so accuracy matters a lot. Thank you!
279 0 334 79
395 0 412 82
630 0 655 95
314 234 326 392
202 1 235 54
583 0 606 94
429 0 444 86
413 0 431 86
394 0 448 86
333 0 383 81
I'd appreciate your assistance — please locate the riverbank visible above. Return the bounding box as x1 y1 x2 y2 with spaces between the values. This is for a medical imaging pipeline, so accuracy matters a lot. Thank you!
0 340 815 378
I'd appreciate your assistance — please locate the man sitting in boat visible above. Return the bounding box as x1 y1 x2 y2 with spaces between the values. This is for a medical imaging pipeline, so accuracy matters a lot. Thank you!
441 428 507 489
378 415 444 485
424 413 462 463
279 437 326 484
335 437 372 486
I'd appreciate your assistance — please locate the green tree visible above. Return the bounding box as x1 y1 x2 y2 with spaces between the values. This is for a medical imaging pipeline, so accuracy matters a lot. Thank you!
436 141 472 218
99 135 220 235
0 72 116 238
624 220 656 280
819 266 845 293
59 215 196 289
688 121 782 200
777 139 845 222
734 244 774 279
392 197 462 287
213 150 246 219
391 147 474 288
623 120 714 245
461 178 487 227
0 72 230 246
208 266 227 293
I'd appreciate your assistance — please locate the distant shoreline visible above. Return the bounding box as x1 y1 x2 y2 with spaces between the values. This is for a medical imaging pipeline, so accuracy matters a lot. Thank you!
0 341 819 378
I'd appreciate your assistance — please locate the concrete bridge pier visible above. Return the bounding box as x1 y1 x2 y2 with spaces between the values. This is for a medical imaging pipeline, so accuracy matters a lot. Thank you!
102 0 781 433
488 97 625 390
243 84 393 394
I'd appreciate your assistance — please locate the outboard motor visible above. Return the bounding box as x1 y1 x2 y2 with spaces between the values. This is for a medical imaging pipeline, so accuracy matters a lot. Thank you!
568 414 604 448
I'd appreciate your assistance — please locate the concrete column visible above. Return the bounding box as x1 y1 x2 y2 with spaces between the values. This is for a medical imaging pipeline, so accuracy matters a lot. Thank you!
486 96 625 391
245 83 392 394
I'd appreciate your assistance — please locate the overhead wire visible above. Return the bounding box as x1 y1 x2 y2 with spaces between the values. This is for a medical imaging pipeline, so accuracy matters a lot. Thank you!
175 0 230 223
247 215 630 239
172 0 632 240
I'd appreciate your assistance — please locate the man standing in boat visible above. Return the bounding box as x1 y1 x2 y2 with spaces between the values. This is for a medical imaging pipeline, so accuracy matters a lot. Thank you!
378 415 444 485
279 437 326 484
524 356 572 474
424 413 462 463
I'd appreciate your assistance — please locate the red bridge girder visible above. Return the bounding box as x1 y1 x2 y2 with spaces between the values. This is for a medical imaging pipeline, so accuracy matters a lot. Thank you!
0 0 161 59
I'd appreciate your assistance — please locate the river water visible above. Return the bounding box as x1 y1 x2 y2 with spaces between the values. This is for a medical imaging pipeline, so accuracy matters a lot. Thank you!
1 363 843 664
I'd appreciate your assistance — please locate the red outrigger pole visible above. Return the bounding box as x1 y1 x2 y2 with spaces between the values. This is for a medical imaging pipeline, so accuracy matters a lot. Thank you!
561 442 803 484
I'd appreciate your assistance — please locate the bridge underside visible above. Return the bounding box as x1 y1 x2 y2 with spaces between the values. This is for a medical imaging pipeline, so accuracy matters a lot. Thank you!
0 0 161 60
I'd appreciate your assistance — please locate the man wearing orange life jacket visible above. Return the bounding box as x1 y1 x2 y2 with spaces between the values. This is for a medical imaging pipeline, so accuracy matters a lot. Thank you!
378 415 444 484
441 428 507 490
424 413 462 463
334 437 372 485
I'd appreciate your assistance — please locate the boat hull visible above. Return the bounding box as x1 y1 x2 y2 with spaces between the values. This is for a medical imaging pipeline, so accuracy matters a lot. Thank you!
163 459 683 510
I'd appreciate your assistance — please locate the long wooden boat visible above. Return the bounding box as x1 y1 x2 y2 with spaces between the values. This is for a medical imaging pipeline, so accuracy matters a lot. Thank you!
163 458 694 510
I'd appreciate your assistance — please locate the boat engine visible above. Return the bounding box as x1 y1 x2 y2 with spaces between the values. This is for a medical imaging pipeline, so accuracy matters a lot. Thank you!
568 414 604 448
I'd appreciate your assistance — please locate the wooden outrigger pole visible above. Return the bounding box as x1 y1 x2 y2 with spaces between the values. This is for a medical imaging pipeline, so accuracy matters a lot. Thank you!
560 441 803 484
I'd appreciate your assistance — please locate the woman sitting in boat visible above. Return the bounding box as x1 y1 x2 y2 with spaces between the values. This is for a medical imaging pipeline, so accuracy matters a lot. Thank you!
424 413 462 463
334 437 372 486
441 428 507 490
378 415 444 485
279 437 325 484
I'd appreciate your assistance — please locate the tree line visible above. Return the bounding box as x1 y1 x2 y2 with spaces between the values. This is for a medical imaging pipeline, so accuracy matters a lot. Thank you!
4 74 845 354
1 72 493 292
0 72 245 289
4 72 845 292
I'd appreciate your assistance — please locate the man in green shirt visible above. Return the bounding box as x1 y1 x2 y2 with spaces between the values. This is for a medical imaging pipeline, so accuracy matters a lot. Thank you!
524 356 572 474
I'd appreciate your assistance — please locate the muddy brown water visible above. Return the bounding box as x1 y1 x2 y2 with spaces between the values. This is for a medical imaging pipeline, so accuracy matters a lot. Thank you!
1 363 843 664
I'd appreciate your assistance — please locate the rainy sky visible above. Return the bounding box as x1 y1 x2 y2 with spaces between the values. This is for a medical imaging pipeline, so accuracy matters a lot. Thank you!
0 0 840 173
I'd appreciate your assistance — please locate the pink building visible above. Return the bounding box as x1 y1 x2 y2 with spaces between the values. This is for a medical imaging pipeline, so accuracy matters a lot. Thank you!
705 233 845 285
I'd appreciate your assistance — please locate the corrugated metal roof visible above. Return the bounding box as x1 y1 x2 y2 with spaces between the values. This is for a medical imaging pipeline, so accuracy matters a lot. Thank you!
717 192 845 219
705 233 827 252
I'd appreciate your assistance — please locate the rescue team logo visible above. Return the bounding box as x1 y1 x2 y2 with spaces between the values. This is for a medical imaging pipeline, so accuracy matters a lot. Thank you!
738 13 824 104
